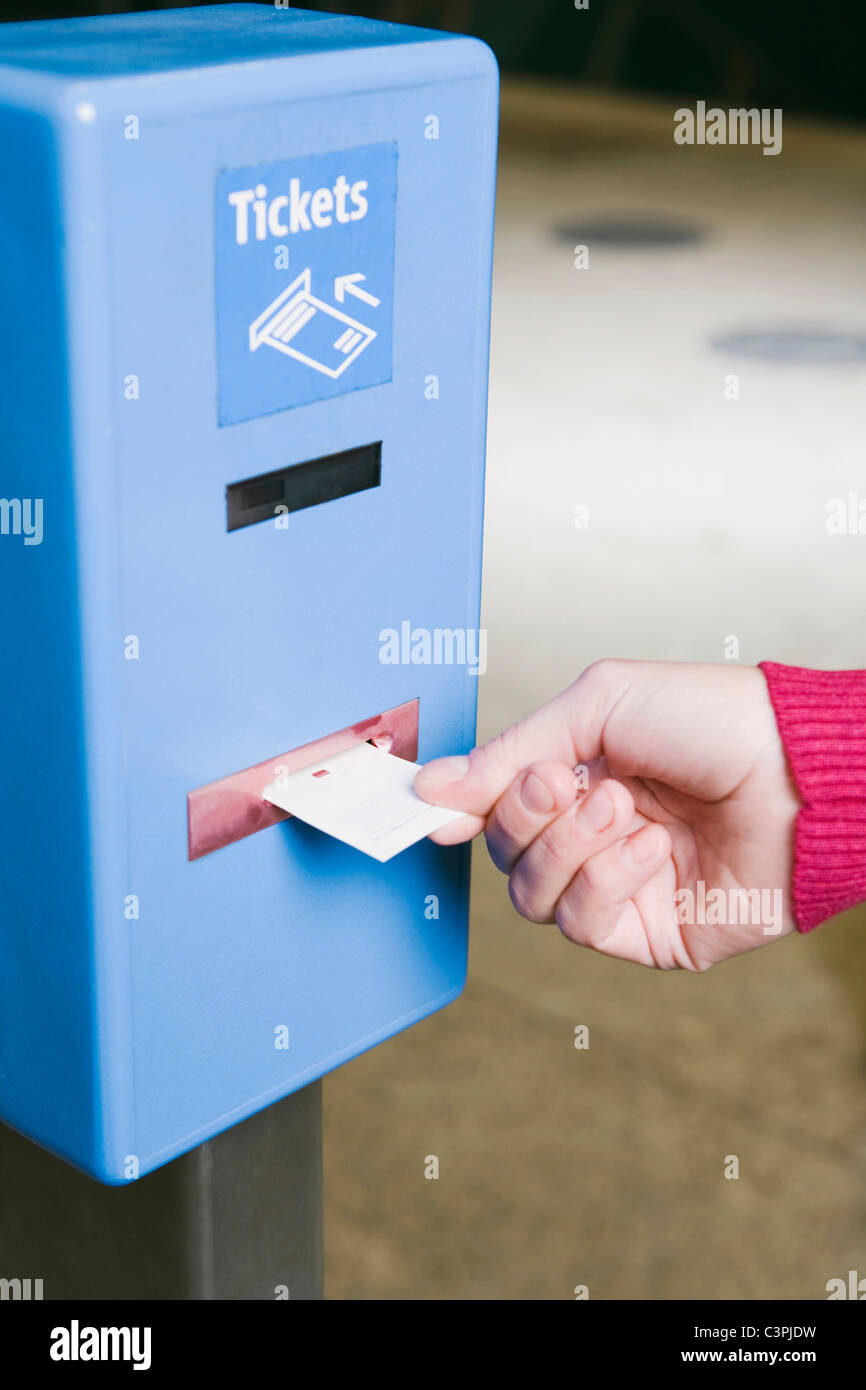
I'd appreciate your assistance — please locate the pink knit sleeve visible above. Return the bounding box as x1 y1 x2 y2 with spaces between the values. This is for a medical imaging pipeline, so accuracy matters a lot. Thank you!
759 662 866 931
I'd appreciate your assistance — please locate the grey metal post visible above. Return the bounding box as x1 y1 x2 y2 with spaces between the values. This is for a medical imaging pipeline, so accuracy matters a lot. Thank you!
0 1082 322 1301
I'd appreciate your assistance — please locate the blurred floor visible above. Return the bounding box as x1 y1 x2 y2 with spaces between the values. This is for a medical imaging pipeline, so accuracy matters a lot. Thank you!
324 79 866 1299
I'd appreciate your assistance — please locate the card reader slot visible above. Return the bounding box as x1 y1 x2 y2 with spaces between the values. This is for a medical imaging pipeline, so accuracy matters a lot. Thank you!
187 697 418 860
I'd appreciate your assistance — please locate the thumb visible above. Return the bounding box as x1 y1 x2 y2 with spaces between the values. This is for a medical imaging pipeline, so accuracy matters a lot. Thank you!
415 688 589 817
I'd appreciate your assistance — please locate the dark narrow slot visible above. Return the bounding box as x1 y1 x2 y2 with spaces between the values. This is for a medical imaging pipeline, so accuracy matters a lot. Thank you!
226 442 382 532
241 477 284 510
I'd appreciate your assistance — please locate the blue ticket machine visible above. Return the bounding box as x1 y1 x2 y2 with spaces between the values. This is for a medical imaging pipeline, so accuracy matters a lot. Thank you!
0 5 497 1182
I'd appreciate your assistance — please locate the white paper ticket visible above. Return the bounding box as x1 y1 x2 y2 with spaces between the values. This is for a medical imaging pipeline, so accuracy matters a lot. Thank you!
262 741 466 862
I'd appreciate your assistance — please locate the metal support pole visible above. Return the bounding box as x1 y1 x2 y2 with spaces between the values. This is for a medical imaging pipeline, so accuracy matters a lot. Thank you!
0 1082 322 1301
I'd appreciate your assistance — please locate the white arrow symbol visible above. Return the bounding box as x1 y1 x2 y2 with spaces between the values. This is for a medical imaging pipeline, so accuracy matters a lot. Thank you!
334 273 380 308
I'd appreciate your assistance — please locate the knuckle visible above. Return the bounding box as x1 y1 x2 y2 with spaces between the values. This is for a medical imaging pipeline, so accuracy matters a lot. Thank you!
581 656 623 687
554 891 581 941
575 656 637 708
579 850 612 896
507 872 543 923
491 797 529 850
483 836 506 874
484 824 512 874
534 819 580 875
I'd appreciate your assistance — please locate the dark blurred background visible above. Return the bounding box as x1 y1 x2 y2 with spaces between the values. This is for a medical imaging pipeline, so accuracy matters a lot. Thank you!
3 0 866 124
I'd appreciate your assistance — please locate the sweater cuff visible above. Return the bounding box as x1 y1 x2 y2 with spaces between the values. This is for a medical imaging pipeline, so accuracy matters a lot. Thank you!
759 662 866 931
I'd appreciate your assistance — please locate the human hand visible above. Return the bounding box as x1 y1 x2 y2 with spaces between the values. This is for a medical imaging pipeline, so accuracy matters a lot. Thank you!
414 661 801 970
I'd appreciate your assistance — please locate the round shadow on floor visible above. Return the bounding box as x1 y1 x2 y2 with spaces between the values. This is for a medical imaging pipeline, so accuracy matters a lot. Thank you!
553 217 705 248
711 327 866 366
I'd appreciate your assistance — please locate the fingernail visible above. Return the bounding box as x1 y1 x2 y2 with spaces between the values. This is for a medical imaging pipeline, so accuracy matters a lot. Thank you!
415 755 470 795
629 825 662 863
576 784 614 833
520 771 555 815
